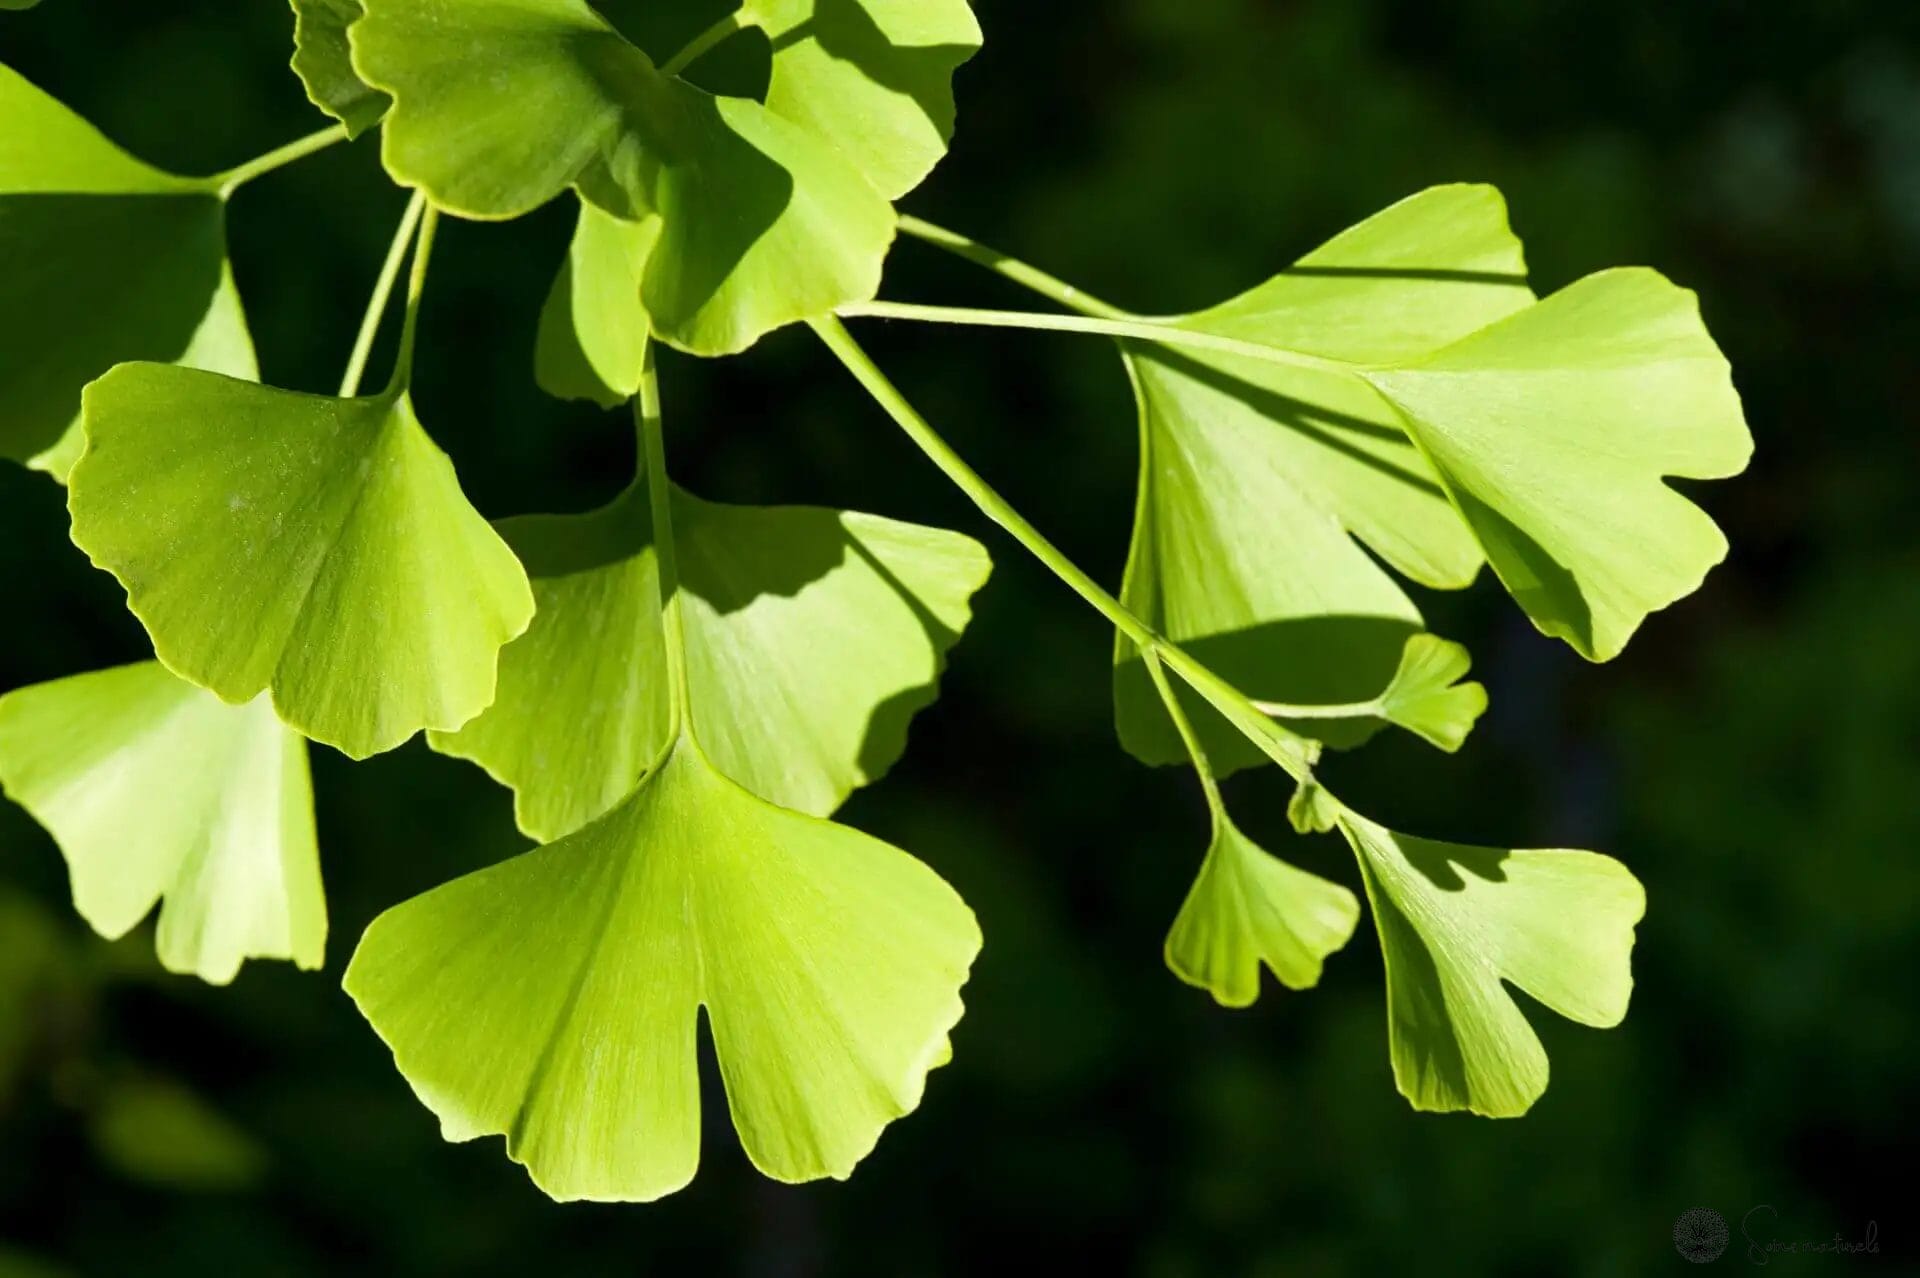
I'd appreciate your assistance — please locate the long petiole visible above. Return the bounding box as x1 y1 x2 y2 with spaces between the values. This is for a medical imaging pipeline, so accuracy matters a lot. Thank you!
385 204 441 395
662 10 747 76
809 314 1318 784
213 124 349 199
340 192 428 398
896 216 1133 320
835 301 1356 376
1142 647 1225 820
636 343 693 731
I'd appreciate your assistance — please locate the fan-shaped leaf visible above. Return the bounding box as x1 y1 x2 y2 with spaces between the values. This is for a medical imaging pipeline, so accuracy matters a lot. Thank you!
533 199 656 407
1114 185 1528 771
289 0 390 136
433 476 990 839
1338 810 1644 1116
739 0 982 200
0 64 255 475
0 661 321 985
346 737 977 1202
352 0 895 354
1165 817 1358 1006
1364 268 1752 661
68 366 534 759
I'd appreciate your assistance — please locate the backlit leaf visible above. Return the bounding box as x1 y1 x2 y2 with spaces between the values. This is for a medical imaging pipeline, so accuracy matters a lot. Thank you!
1114 185 1528 771
289 0 390 136
739 0 983 200
1371 634 1486 752
0 661 322 985
0 64 256 476
1164 816 1358 1007
68 366 534 759
352 0 896 354
433 474 990 839
1364 268 1753 661
346 737 978 1202
533 199 656 407
1338 809 1644 1117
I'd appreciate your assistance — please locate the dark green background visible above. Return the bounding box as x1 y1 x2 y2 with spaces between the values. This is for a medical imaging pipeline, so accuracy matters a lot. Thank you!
2 1 1914 1273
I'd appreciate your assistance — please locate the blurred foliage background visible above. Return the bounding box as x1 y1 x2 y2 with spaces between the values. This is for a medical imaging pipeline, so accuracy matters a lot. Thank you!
2 1 1915 1273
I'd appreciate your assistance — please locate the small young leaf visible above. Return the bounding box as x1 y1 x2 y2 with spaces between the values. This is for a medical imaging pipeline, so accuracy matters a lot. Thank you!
533 199 657 407
1286 777 1340 835
1165 817 1359 1006
432 477 990 839
1374 634 1487 752
68 367 534 759
1338 810 1644 1117
1114 185 1529 771
0 661 322 985
345 738 978 1202
0 64 256 475
1364 268 1752 661
352 0 896 354
739 0 983 200
288 0 390 137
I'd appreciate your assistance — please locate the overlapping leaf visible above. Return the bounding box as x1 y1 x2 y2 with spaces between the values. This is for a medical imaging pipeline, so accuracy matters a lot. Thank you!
1164 815 1359 1007
347 737 977 1201
289 0 389 136
434 474 990 840
68 366 534 759
0 64 256 477
352 0 896 354
533 199 657 407
1114 185 1527 770
1364 268 1752 661
0 661 322 985
1337 809 1643 1116
740 0 982 200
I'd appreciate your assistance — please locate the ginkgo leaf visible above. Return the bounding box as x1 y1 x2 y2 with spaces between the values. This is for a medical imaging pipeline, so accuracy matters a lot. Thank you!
1165 816 1359 1007
1337 809 1644 1117
1113 185 1529 771
1367 634 1487 752
738 0 983 200
345 736 978 1202
1364 268 1752 662
0 64 256 476
68 365 534 760
433 475 990 840
289 0 390 137
534 199 657 407
0 661 322 985
352 0 896 354
0 2 44 10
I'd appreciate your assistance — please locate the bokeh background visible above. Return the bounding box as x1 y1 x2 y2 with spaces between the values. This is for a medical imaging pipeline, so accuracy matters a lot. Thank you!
2 1 1915 1273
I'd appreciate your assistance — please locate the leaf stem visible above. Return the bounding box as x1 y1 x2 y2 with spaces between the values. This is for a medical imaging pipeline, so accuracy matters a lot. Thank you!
636 343 693 732
214 124 348 199
662 10 747 76
339 192 427 398
386 203 441 396
809 315 1318 782
897 216 1132 320
1142 647 1224 819
835 301 1356 375
1249 697 1383 720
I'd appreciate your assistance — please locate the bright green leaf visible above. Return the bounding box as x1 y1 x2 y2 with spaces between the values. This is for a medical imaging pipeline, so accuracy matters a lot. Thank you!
352 0 896 354
1338 809 1644 1117
346 737 978 1202
289 0 391 136
433 475 990 840
0 661 322 985
1165 816 1359 1007
1365 267 1753 661
739 0 983 200
68 367 535 759
1113 185 1529 771
534 199 657 407
1370 633 1487 752
0 64 256 475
